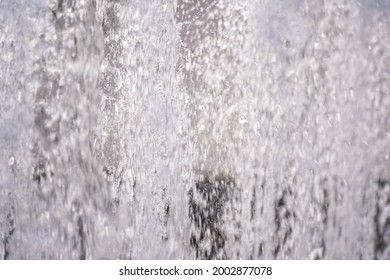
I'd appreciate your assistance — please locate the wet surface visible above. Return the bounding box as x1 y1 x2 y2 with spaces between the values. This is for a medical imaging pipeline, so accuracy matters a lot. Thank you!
1 0 390 259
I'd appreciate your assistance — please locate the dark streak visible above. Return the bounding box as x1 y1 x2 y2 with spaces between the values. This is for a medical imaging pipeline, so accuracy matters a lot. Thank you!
374 178 390 259
258 242 264 258
33 161 47 184
273 244 280 258
273 187 295 258
77 216 86 260
188 177 234 259
377 178 389 189
4 205 16 260
323 189 329 226
250 184 256 220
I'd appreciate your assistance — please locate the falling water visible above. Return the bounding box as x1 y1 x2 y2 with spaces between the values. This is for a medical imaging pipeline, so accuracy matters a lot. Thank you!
1 0 390 259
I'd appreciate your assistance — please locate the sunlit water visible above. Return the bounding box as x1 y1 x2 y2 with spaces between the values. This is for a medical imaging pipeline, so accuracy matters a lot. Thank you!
1 0 390 259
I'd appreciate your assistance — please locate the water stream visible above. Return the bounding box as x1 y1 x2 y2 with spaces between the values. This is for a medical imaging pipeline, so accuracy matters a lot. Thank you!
1 0 390 259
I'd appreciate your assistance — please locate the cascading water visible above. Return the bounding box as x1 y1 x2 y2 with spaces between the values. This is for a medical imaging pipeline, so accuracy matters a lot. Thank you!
1 0 390 259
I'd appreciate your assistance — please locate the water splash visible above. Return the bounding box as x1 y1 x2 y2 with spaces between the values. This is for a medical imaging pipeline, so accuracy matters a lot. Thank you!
1 0 390 259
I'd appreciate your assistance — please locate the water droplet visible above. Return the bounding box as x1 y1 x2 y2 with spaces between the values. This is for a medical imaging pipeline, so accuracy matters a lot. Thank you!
8 156 15 166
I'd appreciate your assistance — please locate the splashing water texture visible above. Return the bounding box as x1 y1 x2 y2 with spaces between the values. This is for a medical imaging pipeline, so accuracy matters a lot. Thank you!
1 0 390 259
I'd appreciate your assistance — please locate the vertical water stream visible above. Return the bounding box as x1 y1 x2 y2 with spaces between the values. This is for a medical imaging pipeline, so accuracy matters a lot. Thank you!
0 0 390 259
